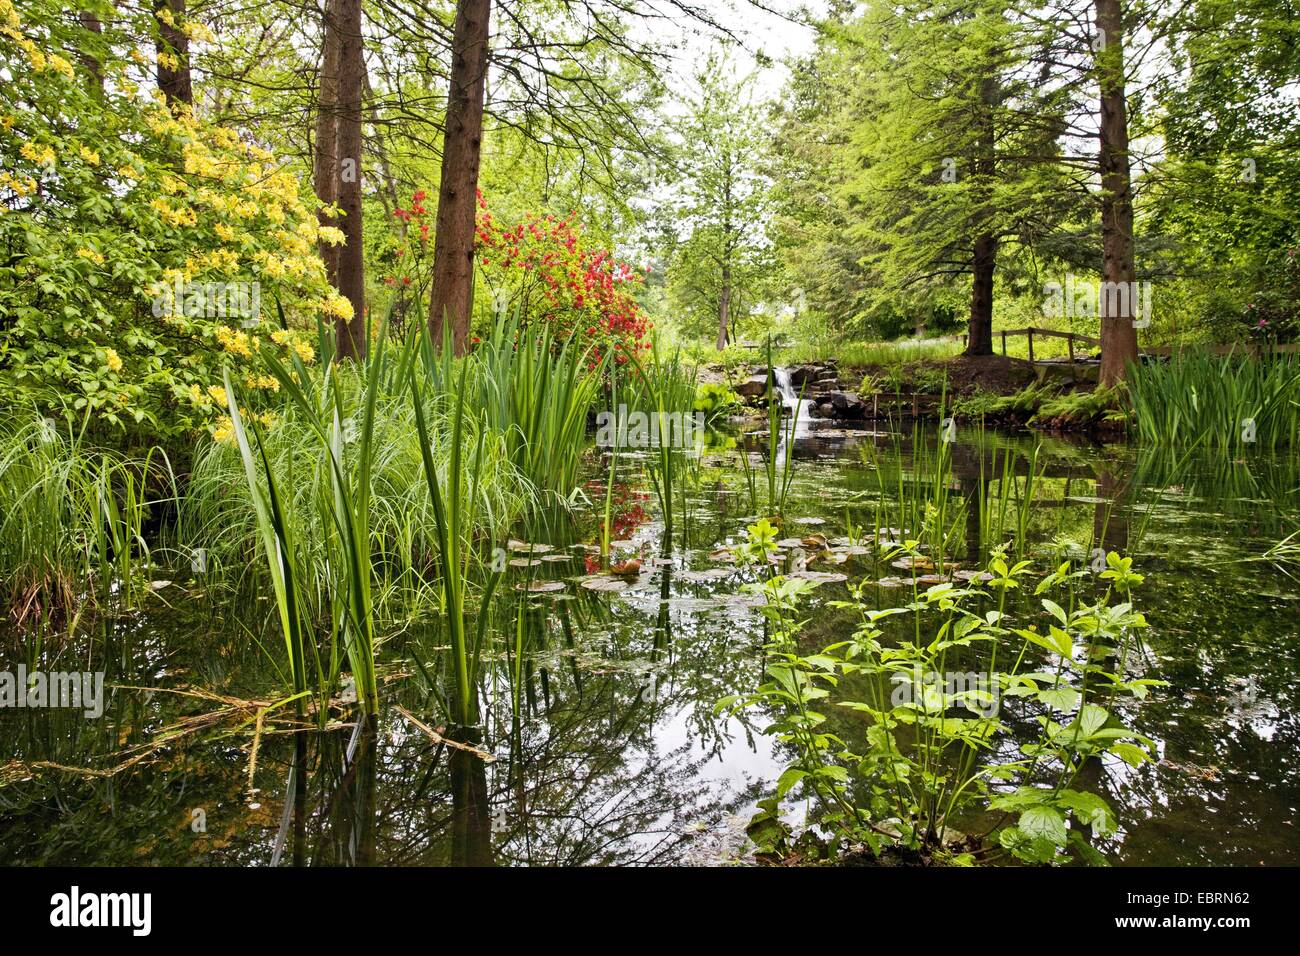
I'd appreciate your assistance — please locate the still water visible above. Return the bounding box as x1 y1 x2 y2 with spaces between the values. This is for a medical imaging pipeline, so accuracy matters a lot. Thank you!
2 423 1297 865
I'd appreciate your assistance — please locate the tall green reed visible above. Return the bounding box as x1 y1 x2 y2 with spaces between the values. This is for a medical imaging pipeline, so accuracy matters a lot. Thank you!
0 414 173 629
1127 352 1300 450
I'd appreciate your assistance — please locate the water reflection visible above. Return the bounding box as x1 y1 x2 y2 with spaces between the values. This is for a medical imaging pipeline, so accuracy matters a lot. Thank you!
2 424 1297 865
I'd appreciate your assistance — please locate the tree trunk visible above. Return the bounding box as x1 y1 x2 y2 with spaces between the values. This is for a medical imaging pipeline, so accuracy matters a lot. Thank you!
1096 0 1138 386
965 73 997 357
79 12 104 94
967 233 996 356
334 0 366 360
154 0 193 107
428 0 492 355
717 265 732 351
313 0 344 289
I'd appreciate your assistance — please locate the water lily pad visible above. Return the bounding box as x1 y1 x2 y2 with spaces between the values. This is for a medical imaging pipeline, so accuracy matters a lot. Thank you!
541 554 573 563
915 573 950 585
789 570 848 584
810 551 848 565
515 580 566 593
776 538 805 549
712 591 764 608
875 576 910 588
508 539 554 553
953 570 994 583
679 567 733 583
891 556 935 571
508 558 542 568
793 517 826 526
580 576 630 593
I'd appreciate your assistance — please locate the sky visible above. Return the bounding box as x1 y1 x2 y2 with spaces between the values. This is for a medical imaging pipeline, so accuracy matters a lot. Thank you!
649 0 822 103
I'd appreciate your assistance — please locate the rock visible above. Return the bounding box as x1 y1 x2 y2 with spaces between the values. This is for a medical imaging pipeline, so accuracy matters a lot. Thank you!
827 391 866 418
787 365 821 388
734 373 768 398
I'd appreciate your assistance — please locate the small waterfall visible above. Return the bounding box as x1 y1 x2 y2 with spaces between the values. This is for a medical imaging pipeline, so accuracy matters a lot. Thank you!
773 367 810 438
771 367 812 474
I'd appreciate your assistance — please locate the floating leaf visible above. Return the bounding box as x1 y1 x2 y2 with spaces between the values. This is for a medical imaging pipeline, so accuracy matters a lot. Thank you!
515 580 566 593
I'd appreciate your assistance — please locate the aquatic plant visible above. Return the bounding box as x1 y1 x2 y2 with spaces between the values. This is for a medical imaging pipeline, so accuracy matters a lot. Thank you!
410 356 506 728
720 523 1160 865
0 414 174 628
1127 352 1300 450
467 311 599 509
627 341 699 552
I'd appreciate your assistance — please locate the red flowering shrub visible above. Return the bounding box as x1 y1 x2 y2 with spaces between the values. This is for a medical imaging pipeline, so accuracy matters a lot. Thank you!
474 189 652 365
381 190 653 363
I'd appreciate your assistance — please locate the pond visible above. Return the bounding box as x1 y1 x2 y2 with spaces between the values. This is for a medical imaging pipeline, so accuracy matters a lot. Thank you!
2 420 1297 866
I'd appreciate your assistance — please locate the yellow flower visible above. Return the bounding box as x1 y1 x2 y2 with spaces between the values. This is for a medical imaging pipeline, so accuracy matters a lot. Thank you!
19 39 45 72
322 292 354 321
215 326 252 358
206 384 228 407
183 20 216 43
0 0 21 34
0 171 36 197
212 416 235 445
214 222 235 242
78 146 100 166
47 54 74 78
317 226 346 247
103 348 123 373
19 141 55 167
76 247 106 265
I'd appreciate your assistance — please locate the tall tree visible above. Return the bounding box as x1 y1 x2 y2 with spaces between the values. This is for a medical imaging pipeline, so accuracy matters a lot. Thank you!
662 48 771 351
780 1 1080 351
334 0 366 360
428 0 491 354
1095 0 1139 384
313 0 344 289
154 0 192 107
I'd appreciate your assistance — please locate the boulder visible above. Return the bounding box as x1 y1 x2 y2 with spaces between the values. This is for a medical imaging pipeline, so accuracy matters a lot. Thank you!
828 391 866 419
734 373 768 398
787 365 821 388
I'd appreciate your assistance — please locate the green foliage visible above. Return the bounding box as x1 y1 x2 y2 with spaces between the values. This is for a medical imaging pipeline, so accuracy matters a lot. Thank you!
1031 386 1127 427
1127 353 1300 449
0 3 344 438
655 44 775 348
0 412 173 627
720 534 1160 864
692 381 742 422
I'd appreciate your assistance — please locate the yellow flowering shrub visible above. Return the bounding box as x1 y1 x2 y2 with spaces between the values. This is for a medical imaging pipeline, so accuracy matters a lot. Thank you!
0 3 339 438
